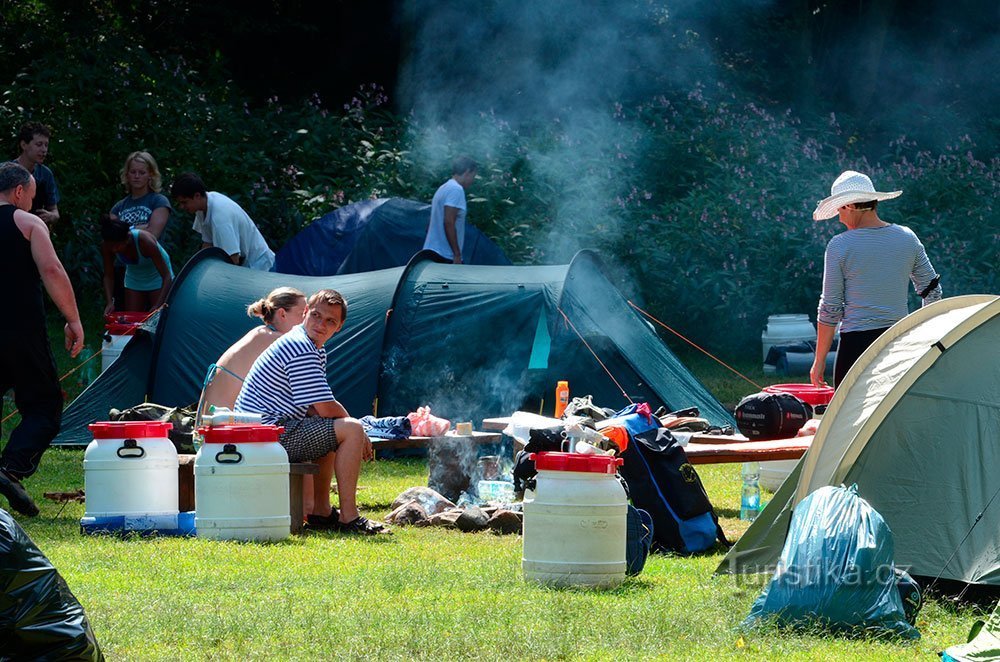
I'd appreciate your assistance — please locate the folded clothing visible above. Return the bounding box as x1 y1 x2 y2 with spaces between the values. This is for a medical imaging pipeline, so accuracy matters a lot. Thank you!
360 415 412 440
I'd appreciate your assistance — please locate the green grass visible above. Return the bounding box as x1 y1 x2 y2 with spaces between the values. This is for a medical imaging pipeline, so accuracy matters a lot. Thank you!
0 314 989 658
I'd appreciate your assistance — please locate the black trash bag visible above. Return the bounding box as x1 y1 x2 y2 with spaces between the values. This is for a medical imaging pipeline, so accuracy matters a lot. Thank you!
109 402 196 454
0 508 103 660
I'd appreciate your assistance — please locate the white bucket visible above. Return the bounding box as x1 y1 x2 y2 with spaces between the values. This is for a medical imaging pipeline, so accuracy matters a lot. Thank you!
84 421 179 517
101 333 133 373
761 314 816 370
522 452 627 588
759 459 798 492
195 425 290 541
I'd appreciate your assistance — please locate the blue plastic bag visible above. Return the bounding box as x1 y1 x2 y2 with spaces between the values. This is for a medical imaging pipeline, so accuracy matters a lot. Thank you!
742 484 919 639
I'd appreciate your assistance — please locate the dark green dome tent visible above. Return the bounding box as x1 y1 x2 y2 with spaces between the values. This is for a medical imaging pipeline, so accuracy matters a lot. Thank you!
55 249 734 446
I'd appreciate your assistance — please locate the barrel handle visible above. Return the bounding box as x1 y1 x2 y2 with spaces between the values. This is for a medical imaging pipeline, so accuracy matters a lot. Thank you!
215 443 243 464
116 438 146 459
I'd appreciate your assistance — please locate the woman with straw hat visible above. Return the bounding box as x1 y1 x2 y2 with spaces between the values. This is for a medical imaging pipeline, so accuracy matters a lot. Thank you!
810 170 942 389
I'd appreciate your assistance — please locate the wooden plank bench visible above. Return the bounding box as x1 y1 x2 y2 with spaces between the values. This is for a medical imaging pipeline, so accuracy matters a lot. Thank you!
177 455 319 535
480 417 812 465
370 430 502 454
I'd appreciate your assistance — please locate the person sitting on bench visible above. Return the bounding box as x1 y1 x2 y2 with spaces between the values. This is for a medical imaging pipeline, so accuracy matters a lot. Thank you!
199 286 306 421
235 288 388 535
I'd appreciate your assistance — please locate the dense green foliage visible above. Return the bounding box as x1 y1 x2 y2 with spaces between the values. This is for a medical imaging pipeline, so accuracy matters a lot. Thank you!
1 2 996 356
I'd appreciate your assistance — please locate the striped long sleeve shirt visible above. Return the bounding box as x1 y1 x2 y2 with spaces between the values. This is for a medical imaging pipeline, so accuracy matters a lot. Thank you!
235 324 335 425
818 224 942 333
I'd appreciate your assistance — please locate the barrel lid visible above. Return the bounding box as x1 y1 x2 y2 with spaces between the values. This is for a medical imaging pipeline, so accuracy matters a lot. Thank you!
198 424 284 443
530 451 622 474
89 421 173 438
763 383 834 406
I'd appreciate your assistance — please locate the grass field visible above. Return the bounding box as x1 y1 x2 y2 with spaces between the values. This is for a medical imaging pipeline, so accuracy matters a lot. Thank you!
0 315 991 659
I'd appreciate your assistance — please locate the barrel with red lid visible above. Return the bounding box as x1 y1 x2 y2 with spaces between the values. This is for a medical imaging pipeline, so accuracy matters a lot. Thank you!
194 424 291 541
522 451 628 587
101 311 149 373
84 420 178 518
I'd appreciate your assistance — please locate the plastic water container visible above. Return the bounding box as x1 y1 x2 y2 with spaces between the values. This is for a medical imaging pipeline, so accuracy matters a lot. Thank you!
202 407 264 426
740 462 761 521
761 314 815 370
101 312 147 373
522 452 627 588
195 424 290 541
84 421 178 517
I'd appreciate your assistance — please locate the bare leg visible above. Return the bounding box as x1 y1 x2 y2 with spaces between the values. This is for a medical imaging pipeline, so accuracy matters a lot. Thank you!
311 452 336 516
332 418 367 523
302 474 315 518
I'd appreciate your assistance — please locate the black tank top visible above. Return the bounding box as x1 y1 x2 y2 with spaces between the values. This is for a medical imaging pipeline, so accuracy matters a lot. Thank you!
0 204 45 335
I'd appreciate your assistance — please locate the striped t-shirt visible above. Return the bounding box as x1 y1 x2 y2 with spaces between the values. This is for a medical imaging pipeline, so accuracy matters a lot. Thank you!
818 224 942 333
234 324 335 425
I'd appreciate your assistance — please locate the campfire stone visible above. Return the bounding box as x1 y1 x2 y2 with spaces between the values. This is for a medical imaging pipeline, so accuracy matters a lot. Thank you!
455 506 490 532
428 509 464 527
391 487 456 515
488 509 523 535
386 500 428 525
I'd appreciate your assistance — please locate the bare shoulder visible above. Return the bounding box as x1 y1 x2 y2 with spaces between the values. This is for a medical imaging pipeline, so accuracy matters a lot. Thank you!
13 209 47 241
216 326 281 371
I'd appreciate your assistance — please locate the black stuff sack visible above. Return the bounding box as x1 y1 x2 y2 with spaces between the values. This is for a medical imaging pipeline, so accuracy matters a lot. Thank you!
735 391 812 441
619 427 728 554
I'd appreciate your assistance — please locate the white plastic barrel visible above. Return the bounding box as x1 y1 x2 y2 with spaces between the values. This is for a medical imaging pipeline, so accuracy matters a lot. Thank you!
522 452 627 588
195 425 290 541
101 312 146 373
761 314 816 371
84 421 178 517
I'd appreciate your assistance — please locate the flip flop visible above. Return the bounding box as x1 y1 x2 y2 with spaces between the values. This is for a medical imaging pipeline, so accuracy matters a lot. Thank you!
305 507 341 530
338 516 391 536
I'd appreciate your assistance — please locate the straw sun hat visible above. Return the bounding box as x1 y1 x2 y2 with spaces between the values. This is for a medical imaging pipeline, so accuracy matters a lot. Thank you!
813 170 902 221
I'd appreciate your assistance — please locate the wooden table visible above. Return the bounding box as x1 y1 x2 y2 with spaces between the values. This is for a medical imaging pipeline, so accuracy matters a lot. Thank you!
480 417 811 465
371 431 502 452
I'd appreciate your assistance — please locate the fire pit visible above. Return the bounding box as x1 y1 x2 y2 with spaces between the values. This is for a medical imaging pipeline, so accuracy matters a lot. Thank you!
426 431 503 502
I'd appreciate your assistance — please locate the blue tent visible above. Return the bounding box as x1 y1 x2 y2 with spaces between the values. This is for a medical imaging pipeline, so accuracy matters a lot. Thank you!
273 197 510 275
55 249 735 446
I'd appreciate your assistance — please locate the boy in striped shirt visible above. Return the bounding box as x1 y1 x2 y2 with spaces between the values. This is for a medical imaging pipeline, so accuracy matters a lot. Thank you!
236 289 388 535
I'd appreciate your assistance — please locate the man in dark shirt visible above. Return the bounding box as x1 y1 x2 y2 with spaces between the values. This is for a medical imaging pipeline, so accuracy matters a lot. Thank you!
13 122 60 226
0 163 83 516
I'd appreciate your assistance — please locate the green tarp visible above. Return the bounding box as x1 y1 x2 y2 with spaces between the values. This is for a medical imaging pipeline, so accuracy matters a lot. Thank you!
56 248 734 446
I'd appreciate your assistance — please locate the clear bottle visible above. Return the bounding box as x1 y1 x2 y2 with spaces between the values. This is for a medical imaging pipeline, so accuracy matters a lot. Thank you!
77 347 97 387
740 462 761 521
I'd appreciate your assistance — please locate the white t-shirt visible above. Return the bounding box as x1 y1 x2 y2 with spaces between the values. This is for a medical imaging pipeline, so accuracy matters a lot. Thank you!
192 191 275 271
423 178 467 260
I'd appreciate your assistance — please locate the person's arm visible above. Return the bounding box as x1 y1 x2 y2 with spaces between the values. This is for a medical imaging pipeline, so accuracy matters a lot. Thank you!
36 205 59 226
811 241 844 387
210 208 245 265
23 212 83 357
228 253 241 265
310 400 351 419
138 232 173 309
810 323 836 387
145 206 169 239
443 206 462 264
101 242 117 315
909 235 942 306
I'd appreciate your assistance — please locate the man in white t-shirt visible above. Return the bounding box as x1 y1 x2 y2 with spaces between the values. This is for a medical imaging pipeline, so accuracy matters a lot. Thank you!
171 172 275 271
422 156 477 264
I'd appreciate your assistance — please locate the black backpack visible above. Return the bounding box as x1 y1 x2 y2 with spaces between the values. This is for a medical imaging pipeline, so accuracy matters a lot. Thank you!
618 427 728 554
734 391 812 441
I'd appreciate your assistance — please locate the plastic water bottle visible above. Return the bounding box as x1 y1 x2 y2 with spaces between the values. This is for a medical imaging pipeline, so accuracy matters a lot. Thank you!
203 406 263 426
740 462 761 521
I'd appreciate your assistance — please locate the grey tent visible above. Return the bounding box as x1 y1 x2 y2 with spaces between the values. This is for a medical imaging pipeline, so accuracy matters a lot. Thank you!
57 249 734 446
719 295 1000 585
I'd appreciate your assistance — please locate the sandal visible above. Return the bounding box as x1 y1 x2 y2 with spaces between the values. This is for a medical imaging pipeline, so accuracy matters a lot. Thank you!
305 507 341 530
338 516 391 536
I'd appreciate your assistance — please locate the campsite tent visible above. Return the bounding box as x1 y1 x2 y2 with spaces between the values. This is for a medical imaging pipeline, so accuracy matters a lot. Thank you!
719 295 1000 585
56 248 734 446
272 197 511 276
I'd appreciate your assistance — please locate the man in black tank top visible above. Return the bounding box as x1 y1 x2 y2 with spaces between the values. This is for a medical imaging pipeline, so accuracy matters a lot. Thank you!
0 163 83 516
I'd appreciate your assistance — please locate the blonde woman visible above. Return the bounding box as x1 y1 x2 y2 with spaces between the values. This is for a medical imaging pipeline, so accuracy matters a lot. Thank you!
109 150 171 239
199 287 308 419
